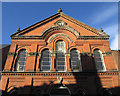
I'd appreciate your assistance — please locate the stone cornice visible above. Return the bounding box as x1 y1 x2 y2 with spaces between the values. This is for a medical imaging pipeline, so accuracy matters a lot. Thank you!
11 35 109 40
11 36 43 39
1 71 118 76
77 36 109 40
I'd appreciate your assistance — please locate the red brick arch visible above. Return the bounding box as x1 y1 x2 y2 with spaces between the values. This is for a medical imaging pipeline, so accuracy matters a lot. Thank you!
47 33 73 44
16 46 30 53
68 46 83 53
91 46 105 53
38 46 53 53
52 37 69 51
42 26 80 40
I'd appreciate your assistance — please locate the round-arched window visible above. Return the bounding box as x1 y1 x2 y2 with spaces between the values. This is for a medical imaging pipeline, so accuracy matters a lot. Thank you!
40 49 51 71
55 40 66 71
94 49 106 71
15 49 27 71
70 49 82 71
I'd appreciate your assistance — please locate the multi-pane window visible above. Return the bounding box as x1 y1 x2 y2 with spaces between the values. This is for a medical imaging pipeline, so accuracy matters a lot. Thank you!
70 49 82 71
56 40 66 52
16 49 27 71
41 49 51 71
56 40 66 71
94 49 106 71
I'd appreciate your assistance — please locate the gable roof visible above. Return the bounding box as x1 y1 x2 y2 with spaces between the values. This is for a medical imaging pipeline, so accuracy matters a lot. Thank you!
11 8 109 38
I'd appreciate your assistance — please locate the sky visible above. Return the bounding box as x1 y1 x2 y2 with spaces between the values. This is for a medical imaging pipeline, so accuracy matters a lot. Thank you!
2 2 119 50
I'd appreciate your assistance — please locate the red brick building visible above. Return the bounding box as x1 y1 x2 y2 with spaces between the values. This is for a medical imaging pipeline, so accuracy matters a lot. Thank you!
1 8 119 96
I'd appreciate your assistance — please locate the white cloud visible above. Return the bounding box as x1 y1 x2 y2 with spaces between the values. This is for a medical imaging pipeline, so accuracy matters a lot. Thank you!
110 34 119 50
91 5 118 25
88 4 118 50
104 24 118 37
103 24 118 50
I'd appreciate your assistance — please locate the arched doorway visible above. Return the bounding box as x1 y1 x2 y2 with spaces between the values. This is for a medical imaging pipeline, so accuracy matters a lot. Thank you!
50 84 71 96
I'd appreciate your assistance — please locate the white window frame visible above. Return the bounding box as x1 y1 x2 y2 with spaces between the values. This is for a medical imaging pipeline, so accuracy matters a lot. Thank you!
16 50 27 72
70 49 82 72
94 50 106 72
55 40 66 72
41 49 51 72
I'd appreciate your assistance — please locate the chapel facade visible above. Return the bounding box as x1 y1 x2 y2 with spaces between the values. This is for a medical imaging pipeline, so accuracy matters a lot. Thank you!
1 8 119 96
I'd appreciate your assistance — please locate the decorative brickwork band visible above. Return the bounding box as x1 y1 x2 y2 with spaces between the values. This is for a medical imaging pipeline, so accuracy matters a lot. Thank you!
8 52 16 56
28 52 37 56
78 36 109 40
103 52 112 56
2 71 118 76
81 52 92 56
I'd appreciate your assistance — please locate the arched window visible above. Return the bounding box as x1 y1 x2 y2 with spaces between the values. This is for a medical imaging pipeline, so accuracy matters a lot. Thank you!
94 49 106 71
41 49 51 71
56 40 66 71
16 49 27 71
70 49 82 71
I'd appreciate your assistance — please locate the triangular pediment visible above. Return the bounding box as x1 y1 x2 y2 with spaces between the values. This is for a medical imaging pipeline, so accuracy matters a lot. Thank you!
11 9 109 40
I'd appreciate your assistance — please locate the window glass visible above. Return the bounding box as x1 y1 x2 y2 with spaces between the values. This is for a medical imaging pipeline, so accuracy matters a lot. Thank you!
19 58 26 61
42 62 51 65
57 66 64 70
41 66 50 70
18 62 26 65
71 54 79 57
42 58 51 61
95 58 102 61
56 40 66 71
42 54 50 57
70 49 82 71
56 58 65 61
19 66 25 71
56 40 65 52
56 61 65 65
94 49 106 71
56 53 65 57
41 49 51 71
71 58 79 61
16 49 27 71
72 66 80 70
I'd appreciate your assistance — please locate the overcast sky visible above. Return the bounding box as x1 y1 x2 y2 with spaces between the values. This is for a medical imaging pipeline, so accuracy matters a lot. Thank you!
2 2 119 50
